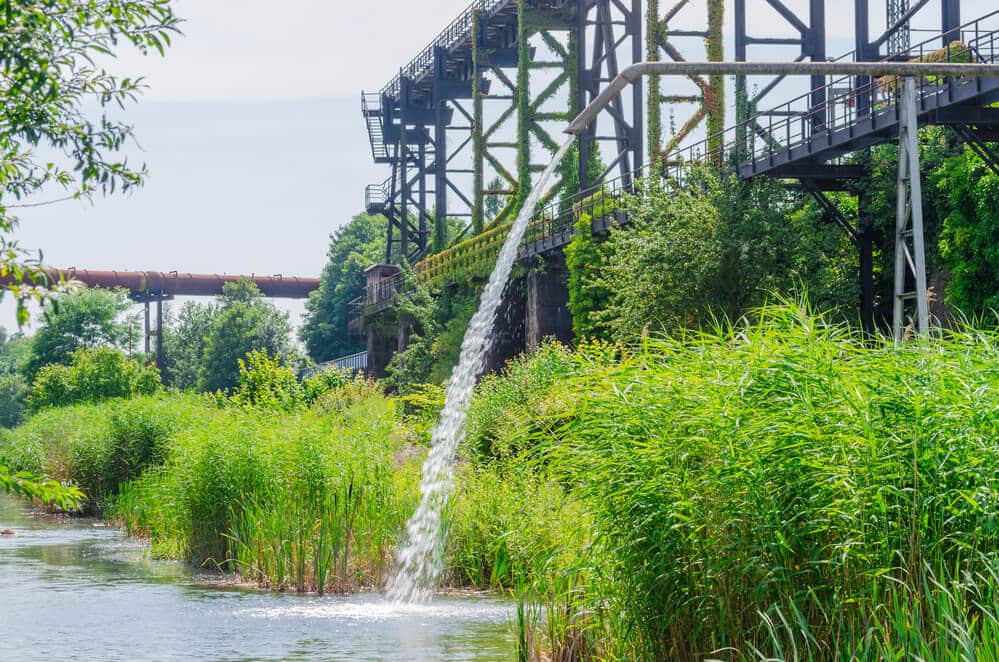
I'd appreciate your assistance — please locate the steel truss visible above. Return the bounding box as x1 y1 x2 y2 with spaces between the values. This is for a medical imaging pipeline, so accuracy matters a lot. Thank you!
646 0 724 165
363 0 643 264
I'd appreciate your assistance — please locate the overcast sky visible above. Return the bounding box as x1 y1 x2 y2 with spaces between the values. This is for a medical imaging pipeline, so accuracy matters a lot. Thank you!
1 0 992 334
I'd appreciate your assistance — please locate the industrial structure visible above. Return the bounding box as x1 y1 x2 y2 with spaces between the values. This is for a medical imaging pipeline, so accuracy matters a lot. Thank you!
1 269 319 372
352 0 999 376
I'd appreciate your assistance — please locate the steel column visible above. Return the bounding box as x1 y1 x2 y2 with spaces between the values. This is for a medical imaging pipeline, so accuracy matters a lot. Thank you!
893 77 929 341
942 0 961 46
433 48 449 252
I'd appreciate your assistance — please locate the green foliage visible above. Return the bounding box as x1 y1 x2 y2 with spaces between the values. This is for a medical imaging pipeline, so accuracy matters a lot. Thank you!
0 373 27 428
0 327 30 375
27 347 159 411
161 301 216 389
230 350 302 411
564 212 613 340
534 303 999 658
0 466 84 511
602 177 723 336
0 328 29 426
938 148 999 314
465 339 576 462
300 213 387 363
23 287 133 381
199 279 291 393
0 0 178 321
385 279 480 390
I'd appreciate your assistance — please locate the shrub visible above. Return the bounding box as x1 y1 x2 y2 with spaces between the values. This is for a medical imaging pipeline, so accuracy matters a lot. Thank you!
230 349 303 410
27 347 160 411
0 373 28 427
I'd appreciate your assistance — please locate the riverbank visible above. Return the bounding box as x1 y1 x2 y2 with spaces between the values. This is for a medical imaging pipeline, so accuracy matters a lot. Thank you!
4 304 999 659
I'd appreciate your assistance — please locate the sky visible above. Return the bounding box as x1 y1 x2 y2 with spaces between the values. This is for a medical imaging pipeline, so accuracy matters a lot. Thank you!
1 0 993 335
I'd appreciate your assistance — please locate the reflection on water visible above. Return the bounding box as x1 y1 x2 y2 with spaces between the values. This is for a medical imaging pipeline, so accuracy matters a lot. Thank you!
0 496 513 661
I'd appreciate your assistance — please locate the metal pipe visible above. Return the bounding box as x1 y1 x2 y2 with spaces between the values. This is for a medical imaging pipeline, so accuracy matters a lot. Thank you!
565 60 999 134
0 269 320 299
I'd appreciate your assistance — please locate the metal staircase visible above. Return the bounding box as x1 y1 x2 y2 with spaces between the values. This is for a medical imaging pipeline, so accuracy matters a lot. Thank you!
361 92 391 164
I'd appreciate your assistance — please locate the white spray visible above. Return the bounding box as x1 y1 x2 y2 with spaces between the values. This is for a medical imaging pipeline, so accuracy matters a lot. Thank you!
387 138 575 603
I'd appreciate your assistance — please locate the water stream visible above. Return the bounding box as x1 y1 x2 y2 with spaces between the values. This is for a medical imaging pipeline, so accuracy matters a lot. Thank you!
387 138 575 603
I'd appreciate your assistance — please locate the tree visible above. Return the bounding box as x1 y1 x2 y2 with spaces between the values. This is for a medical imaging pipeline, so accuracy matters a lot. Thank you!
937 149 999 315
601 179 723 337
0 1 178 323
199 279 291 393
23 287 132 381
161 301 217 389
0 0 177 500
301 213 386 363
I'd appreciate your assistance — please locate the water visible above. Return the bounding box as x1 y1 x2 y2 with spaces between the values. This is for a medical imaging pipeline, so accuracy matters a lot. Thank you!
388 138 575 603
0 495 513 661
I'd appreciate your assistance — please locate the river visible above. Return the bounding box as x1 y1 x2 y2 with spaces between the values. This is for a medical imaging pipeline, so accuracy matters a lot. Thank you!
0 495 514 661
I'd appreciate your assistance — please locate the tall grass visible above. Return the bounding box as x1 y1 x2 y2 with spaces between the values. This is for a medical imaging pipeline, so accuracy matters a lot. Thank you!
0 384 423 592
530 302 999 659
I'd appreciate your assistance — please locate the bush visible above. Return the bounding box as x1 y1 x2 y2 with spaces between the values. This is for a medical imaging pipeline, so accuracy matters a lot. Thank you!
27 347 160 411
0 373 27 427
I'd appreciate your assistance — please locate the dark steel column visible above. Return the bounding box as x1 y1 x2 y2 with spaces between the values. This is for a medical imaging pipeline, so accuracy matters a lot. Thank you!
734 0 748 156
629 0 644 178
942 0 961 46
809 0 827 131
576 0 590 192
855 0 872 116
155 297 164 373
418 130 428 253
399 73 409 261
433 48 448 252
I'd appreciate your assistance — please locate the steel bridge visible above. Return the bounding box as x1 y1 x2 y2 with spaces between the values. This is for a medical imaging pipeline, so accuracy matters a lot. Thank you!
358 0 999 341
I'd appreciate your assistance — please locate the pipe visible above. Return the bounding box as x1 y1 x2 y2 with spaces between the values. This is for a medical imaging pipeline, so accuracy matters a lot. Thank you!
566 60 999 134
0 269 320 299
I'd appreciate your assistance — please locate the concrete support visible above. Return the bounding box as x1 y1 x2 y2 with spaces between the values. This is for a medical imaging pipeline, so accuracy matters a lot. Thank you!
483 279 527 374
363 264 402 379
525 253 573 349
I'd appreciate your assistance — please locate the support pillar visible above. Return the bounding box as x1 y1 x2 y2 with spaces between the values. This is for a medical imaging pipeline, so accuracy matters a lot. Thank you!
942 0 961 46
893 77 929 342
363 264 402 379
525 253 573 349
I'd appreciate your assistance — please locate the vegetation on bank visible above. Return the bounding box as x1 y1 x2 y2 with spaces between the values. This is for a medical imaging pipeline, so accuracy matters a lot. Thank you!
5 303 999 660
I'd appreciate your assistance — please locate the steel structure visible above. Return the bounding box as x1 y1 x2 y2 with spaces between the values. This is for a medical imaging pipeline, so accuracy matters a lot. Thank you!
363 0 646 264
359 1 999 339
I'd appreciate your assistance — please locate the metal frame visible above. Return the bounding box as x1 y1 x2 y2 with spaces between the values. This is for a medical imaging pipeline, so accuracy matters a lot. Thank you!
362 0 645 264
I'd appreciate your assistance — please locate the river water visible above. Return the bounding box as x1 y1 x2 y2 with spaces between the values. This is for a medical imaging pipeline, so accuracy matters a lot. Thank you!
0 495 514 661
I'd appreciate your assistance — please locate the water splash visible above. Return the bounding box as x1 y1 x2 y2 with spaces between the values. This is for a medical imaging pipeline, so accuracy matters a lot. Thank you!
387 137 575 603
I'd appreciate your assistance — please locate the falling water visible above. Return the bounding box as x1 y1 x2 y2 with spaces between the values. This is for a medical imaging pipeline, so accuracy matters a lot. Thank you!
387 137 576 603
